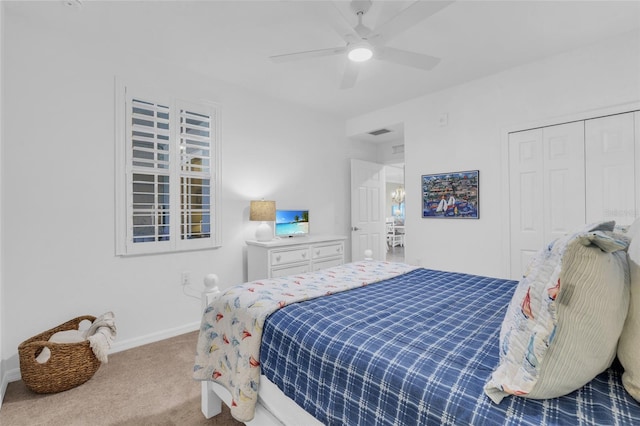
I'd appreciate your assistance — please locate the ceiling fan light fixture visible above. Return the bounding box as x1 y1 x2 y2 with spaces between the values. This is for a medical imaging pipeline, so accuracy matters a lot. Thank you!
348 45 373 62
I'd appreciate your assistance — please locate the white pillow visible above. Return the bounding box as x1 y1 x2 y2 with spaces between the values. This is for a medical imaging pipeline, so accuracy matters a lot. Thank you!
618 218 640 401
35 329 86 364
485 222 630 403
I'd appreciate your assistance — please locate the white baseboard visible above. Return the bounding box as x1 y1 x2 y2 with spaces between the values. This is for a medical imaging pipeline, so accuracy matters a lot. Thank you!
0 373 5 413
0 362 21 412
1 366 20 390
0 321 201 409
109 321 200 354
0 368 6 412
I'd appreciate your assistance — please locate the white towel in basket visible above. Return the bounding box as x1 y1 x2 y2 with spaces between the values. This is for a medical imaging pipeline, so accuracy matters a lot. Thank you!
35 312 117 364
86 311 117 363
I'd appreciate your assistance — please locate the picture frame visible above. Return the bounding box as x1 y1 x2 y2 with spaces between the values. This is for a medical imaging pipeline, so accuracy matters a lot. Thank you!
422 170 479 219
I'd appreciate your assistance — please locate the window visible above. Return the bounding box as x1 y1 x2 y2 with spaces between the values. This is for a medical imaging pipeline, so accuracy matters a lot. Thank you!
116 82 220 255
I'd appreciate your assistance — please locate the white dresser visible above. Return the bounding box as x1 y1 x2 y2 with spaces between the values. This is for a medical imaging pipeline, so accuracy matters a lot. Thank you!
246 235 347 281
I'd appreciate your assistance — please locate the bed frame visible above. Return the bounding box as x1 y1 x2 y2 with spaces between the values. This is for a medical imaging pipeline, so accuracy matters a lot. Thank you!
200 274 321 425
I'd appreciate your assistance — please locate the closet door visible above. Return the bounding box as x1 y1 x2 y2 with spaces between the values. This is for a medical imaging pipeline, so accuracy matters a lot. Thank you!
509 122 585 279
542 122 586 244
585 112 636 225
509 129 544 279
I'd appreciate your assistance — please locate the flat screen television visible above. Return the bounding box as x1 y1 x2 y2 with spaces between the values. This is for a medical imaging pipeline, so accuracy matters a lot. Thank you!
275 209 309 237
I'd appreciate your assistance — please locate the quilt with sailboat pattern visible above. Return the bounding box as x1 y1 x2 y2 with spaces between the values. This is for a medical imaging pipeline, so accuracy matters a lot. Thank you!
193 260 418 422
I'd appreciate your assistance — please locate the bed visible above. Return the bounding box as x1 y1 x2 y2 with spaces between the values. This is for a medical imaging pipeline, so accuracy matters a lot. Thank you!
194 223 640 425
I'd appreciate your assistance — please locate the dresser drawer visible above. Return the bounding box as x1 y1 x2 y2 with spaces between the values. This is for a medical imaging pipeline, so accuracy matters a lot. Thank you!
312 243 343 260
271 263 311 278
311 257 343 271
271 247 310 266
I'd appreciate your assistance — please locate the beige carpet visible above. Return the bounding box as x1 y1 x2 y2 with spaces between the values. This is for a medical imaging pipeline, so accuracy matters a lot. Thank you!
0 331 243 425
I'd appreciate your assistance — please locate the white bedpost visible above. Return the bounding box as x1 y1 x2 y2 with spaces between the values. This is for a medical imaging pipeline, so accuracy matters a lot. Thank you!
202 273 221 313
201 381 222 419
364 249 373 260
201 274 223 419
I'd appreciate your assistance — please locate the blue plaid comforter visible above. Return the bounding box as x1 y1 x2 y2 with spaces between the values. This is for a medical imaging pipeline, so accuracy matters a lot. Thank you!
260 268 640 425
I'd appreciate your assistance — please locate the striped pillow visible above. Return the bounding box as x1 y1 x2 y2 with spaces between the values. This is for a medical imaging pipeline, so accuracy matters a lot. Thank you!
618 221 640 402
485 222 630 403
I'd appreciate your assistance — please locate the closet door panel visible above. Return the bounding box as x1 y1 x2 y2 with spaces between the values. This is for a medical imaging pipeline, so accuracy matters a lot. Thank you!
636 111 640 222
509 129 543 279
585 112 636 225
543 122 586 243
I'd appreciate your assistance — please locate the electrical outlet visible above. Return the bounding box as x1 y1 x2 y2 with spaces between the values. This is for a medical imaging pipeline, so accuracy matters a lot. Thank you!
181 271 191 286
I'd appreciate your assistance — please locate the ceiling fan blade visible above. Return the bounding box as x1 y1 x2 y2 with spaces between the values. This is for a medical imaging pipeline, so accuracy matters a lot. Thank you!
376 47 441 70
371 1 454 45
269 46 347 63
373 1 405 30
327 1 362 44
340 61 360 89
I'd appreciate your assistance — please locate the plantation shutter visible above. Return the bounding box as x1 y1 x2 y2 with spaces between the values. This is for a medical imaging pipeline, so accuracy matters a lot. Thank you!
178 105 213 241
130 99 172 246
117 81 220 255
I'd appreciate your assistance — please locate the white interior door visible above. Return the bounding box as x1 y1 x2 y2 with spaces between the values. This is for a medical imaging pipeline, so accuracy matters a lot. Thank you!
585 112 637 225
542 121 586 243
509 128 544 279
350 159 386 261
509 122 585 279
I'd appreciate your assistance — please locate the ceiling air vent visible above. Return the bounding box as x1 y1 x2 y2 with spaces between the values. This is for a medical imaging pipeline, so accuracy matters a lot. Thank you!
368 128 392 136
392 144 404 154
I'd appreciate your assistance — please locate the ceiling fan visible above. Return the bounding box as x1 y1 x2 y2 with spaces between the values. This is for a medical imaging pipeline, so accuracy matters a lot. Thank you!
269 0 454 89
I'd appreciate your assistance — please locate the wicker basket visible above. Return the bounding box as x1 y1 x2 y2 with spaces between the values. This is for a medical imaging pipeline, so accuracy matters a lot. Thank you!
18 315 101 394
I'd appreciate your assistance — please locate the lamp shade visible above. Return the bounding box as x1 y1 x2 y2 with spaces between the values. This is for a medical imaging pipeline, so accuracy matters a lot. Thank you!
249 200 276 222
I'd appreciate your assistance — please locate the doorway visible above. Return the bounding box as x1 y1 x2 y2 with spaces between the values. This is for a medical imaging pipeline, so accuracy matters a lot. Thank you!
349 122 405 262
385 164 405 262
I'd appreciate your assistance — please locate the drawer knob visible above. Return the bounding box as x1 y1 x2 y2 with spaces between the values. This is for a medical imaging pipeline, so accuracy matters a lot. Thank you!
302 252 307 258
316 250 320 255
276 255 281 262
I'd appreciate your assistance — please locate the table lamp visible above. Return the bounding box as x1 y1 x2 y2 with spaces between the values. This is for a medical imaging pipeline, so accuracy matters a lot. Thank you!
250 200 276 242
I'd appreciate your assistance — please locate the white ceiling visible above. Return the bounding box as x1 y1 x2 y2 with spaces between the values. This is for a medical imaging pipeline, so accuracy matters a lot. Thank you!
8 0 640 124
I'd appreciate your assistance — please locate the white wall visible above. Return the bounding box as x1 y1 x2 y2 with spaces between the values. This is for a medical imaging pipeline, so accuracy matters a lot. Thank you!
377 140 405 165
348 30 640 278
0 7 372 378
0 0 5 404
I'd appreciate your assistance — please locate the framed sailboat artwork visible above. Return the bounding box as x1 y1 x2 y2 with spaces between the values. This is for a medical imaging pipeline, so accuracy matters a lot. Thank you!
421 170 479 219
